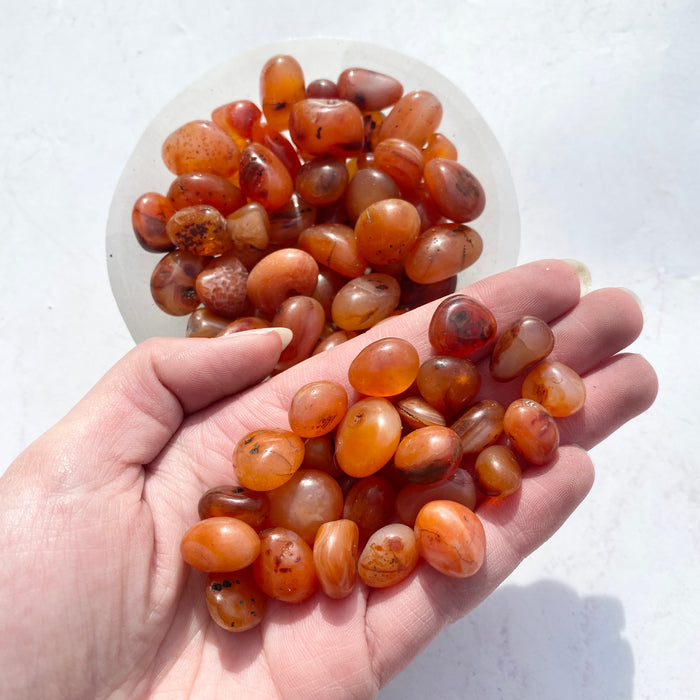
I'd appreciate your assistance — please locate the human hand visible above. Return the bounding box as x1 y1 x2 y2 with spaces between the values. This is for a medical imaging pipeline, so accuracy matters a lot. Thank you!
0 260 657 699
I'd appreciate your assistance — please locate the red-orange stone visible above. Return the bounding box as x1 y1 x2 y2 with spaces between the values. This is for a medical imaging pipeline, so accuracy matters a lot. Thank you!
253 527 318 603
474 445 522 497
393 426 463 484
354 198 421 266
197 485 270 530
429 295 497 357
331 273 401 331
379 90 443 147
259 54 306 132
195 252 248 319
288 380 349 438
266 469 344 545
205 569 266 632
180 516 261 572
162 119 240 177
233 429 305 491
404 223 483 285
357 523 419 588
132 192 175 252
166 172 246 216
395 469 477 527
150 250 209 316
313 519 359 599
414 500 485 578
416 355 482 418
289 98 365 158
450 399 506 454
246 248 319 315
335 397 402 477
503 398 560 465
343 475 396 541
238 142 294 210
348 337 420 397
521 361 586 417
423 158 485 223
337 67 403 111
490 316 555 382
166 204 232 256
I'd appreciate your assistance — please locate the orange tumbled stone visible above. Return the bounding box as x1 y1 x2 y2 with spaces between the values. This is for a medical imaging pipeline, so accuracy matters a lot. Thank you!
233 429 305 491
414 500 485 578
348 337 420 397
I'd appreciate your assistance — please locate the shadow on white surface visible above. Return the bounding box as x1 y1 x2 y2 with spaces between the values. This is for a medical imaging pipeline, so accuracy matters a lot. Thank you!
380 579 633 700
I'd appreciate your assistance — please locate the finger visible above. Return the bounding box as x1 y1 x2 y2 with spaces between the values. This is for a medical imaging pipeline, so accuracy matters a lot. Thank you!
557 352 658 449
473 286 651 411
365 444 594 686
222 259 584 431
547 287 644 375
27 329 290 484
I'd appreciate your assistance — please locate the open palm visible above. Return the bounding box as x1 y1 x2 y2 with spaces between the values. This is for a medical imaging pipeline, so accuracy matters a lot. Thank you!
0 260 657 699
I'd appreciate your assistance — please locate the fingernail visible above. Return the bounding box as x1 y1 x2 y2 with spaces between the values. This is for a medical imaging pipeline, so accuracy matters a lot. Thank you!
224 326 294 350
562 259 592 296
617 287 646 323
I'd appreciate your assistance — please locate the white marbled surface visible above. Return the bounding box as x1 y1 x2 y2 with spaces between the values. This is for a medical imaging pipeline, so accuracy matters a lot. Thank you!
1 1 698 698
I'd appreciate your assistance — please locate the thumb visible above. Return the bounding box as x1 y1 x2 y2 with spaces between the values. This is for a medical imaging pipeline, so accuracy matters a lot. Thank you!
18 329 291 485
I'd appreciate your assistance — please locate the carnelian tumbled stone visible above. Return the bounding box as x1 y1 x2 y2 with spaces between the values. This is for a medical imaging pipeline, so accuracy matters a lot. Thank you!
404 223 483 285
246 248 319 315
342 475 396 541
289 98 365 158
379 90 443 147
503 398 560 465
180 516 261 572
393 425 463 484
416 355 482 418
266 469 344 545
331 273 401 331
313 519 359 599
395 469 477 527
272 295 325 371
344 167 400 222
450 399 506 454
521 361 586 417
186 307 231 338
414 500 485 578
166 172 246 216
373 138 424 195
347 337 420 397
132 192 175 252
354 198 421 266
490 316 555 382
198 485 270 531
474 445 522 497
288 380 349 438
423 158 486 223
259 54 306 132
428 295 497 357
337 67 403 111
162 120 240 177
298 223 368 278
205 569 266 632
195 252 249 318
253 527 318 603
233 429 305 491
335 397 402 477
166 204 232 256
396 396 447 430
295 156 349 206
150 250 208 316
238 142 294 210
357 523 419 588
